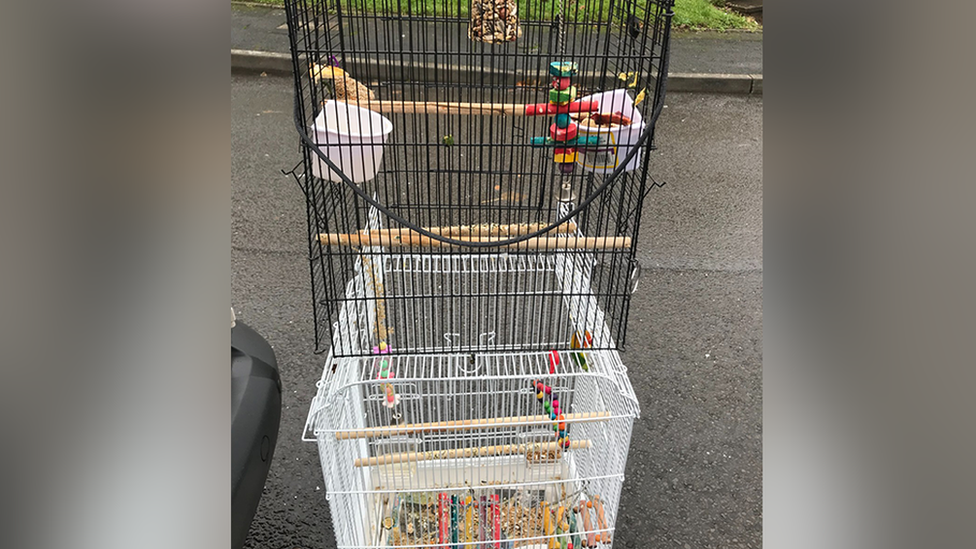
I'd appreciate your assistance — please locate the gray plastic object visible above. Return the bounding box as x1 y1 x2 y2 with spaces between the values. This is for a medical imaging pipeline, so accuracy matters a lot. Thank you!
231 321 282 549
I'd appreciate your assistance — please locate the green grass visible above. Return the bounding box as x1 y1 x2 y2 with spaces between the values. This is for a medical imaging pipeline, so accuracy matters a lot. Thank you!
672 0 758 30
237 0 759 31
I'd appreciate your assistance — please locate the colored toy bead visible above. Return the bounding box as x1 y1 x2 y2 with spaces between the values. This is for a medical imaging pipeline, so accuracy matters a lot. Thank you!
559 430 566 438
537 391 545 400
553 147 578 163
549 86 577 105
558 415 566 430
563 439 571 448
550 123 578 142
552 76 571 90
377 358 395 379
530 135 601 147
559 163 576 174
571 331 593 349
549 61 578 77
524 100 599 116
544 402 552 413
550 411 558 420
555 114 571 129
552 398 559 408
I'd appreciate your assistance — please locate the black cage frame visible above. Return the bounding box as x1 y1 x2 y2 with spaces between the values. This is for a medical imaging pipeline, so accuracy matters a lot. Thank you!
283 0 675 356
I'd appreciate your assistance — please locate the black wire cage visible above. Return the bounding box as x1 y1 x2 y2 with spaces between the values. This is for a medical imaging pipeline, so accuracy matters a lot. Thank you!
283 0 675 357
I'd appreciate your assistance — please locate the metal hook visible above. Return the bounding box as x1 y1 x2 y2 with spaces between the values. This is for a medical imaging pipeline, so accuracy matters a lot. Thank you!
630 261 642 294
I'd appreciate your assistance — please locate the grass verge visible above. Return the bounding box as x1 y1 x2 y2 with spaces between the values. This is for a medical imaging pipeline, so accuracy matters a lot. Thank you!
672 0 759 31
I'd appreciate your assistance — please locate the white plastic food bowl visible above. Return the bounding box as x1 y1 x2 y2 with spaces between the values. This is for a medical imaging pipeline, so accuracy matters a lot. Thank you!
310 101 394 183
575 89 646 174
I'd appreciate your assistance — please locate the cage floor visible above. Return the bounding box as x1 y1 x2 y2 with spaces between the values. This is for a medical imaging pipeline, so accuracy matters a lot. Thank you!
373 487 612 548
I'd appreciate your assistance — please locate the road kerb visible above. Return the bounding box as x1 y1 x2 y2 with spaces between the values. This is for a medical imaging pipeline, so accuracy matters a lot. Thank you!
231 50 763 94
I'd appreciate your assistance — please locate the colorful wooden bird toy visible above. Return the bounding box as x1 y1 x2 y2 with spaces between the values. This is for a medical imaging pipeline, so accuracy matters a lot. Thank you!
438 493 449 545
374 342 400 409
569 503 580 549
570 330 593 371
532 378 571 448
577 501 596 547
528 61 601 167
593 495 610 543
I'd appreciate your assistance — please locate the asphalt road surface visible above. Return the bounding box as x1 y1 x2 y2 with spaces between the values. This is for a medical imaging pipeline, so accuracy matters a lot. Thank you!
232 73 762 549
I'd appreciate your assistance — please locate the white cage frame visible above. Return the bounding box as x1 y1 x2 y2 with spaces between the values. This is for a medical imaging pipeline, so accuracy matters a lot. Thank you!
305 205 641 549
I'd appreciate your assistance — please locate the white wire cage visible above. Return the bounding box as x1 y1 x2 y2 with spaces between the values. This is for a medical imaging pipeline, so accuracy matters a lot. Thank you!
305 351 639 549
304 205 641 549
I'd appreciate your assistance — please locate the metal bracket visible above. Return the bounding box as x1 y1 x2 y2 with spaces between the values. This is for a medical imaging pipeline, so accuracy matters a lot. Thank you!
630 261 642 294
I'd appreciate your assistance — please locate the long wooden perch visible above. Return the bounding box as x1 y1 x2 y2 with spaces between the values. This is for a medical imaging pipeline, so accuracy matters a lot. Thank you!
354 439 592 467
344 99 599 116
336 411 611 440
319 233 631 250
348 100 522 115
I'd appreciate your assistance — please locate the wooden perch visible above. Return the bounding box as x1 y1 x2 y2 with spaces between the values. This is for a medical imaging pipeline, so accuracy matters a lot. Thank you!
343 99 599 116
353 439 592 467
319 233 631 250
354 221 577 239
346 99 524 115
335 411 611 440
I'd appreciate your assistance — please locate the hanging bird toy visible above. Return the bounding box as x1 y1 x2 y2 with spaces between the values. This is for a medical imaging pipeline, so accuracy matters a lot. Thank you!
374 342 400 409
528 62 602 166
531 377 570 449
570 330 593 371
